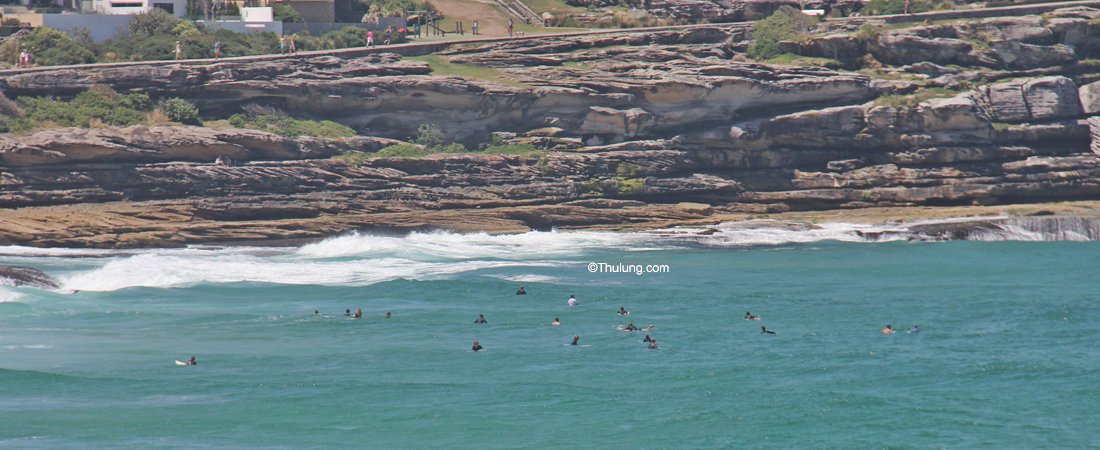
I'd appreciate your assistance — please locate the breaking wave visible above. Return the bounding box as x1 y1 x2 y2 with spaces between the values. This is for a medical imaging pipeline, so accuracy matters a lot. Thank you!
2 216 1087 292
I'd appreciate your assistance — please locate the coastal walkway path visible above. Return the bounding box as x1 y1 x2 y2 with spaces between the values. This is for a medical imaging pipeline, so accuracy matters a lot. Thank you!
1 0 1099 77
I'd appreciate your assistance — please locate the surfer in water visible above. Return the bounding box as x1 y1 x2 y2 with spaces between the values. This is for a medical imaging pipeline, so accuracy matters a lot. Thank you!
618 306 629 316
185 356 197 365
571 335 579 346
567 295 578 307
745 311 760 320
552 318 561 326
345 309 351 317
909 324 920 334
353 308 362 319
882 325 895 335
472 340 484 352
622 322 638 331
760 326 776 335
516 286 526 295
648 340 658 349
385 312 391 319
475 314 487 324
642 334 654 343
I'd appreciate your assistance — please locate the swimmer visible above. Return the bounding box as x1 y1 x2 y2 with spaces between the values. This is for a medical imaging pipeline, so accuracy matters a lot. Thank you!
472 340 483 352
353 308 362 319
475 314 487 324
567 295 578 307
909 324 920 334
618 306 629 316
345 309 351 317
623 322 638 331
384 312 391 319
882 325 895 335
314 310 319 315
516 286 527 295
760 326 776 335
571 335 579 346
648 340 658 349
552 317 561 326
642 334 654 343
185 356 197 365
744 311 760 321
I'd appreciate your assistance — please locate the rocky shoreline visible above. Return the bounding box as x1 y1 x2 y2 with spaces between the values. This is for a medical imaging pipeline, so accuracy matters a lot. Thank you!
2 7 1100 248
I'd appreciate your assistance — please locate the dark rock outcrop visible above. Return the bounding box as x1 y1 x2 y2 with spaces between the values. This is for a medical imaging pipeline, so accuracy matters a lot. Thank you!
0 266 60 289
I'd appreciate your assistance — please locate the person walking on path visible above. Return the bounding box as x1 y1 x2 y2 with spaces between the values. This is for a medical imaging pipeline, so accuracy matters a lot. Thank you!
473 20 479 35
289 36 297 54
175 41 183 60
508 18 514 37
213 40 223 59
279 35 286 54
367 30 375 47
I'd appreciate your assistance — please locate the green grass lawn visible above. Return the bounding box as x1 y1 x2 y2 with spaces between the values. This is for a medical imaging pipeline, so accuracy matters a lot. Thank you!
406 54 531 88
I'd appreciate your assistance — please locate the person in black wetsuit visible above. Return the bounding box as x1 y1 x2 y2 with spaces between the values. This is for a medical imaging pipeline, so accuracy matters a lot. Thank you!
187 356 197 365
385 312 391 319
760 326 776 335
345 309 351 317
571 335 579 346
642 334 654 343
618 306 629 316
475 314 487 324
516 286 526 295
472 340 484 352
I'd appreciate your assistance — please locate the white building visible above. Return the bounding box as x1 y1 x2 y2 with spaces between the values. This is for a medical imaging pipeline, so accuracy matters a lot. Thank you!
91 0 187 17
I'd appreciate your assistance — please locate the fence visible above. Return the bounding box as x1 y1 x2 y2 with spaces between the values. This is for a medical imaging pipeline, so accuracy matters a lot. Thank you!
282 19 407 36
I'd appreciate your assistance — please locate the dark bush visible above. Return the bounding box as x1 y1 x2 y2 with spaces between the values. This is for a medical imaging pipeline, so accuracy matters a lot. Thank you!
747 6 816 61
159 98 201 124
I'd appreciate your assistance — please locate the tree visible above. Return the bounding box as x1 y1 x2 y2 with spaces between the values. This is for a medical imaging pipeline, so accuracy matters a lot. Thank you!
746 6 816 61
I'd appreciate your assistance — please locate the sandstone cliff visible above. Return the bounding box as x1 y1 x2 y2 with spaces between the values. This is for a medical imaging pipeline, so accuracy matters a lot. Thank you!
2 6 1100 247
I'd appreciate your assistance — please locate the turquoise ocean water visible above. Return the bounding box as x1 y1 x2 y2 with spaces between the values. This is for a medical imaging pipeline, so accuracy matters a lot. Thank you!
1 227 1098 448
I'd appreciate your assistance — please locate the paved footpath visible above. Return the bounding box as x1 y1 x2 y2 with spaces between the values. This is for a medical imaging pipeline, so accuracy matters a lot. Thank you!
1 0 1098 76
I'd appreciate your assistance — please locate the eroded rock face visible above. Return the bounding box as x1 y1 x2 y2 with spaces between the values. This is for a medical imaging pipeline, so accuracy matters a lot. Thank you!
1 8 1100 247
0 126 402 166
982 76 1084 122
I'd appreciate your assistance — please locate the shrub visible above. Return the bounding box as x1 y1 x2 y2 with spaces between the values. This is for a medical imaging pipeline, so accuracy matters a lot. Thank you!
159 98 201 124
747 6 816 61
333 151 372 166
274 3 304 23
227 113 357 138
128 9 183 37
0 27 96 66
863 0 932 15
413 123 445 148
15 86 153 129
374 143 433 158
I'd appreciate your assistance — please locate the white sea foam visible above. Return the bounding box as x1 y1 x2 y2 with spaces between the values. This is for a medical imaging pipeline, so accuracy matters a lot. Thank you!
296 230 645 260
493 274 566 284
647 220 909 247
60 251 564 292
36 217 1097 292
0 288 25 303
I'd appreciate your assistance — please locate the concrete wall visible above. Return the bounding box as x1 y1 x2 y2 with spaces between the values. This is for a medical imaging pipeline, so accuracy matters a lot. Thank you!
282 19 405 36
41 14 133 42
199 20 283 35
33 14 280 43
